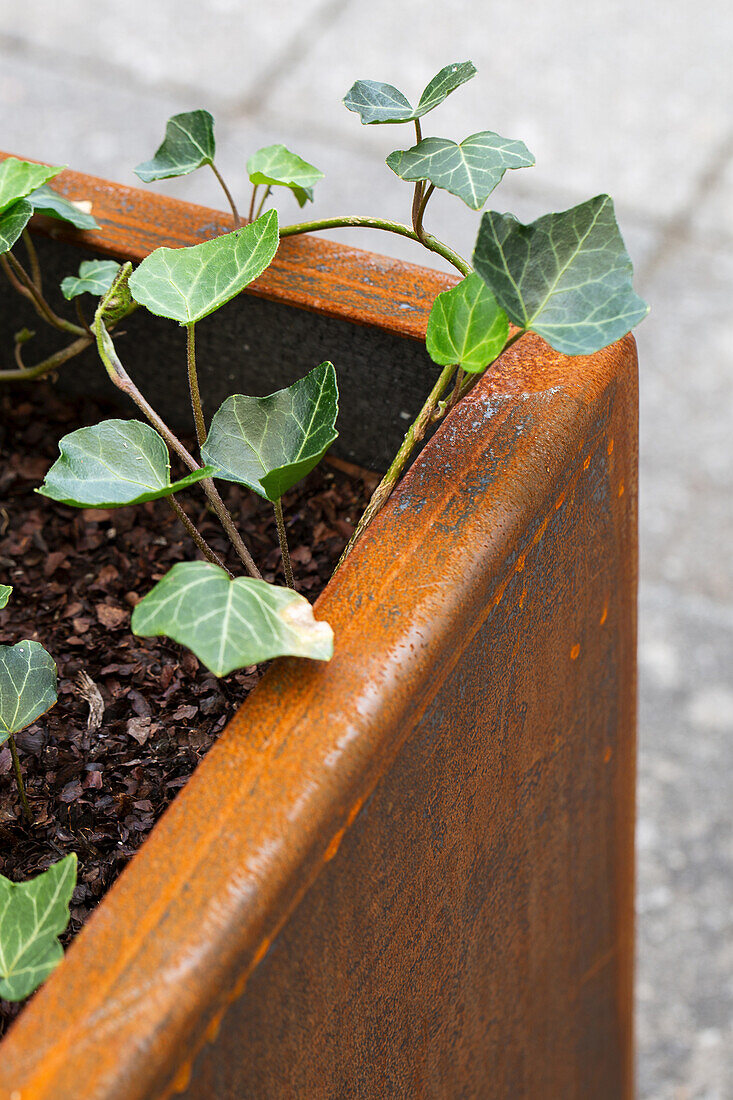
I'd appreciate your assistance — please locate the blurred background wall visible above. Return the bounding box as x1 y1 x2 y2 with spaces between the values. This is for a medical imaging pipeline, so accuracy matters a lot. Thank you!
1 2 731 1095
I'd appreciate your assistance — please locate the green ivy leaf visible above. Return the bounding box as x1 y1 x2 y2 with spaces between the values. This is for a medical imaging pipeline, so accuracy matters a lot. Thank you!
132 561 333 676
343 61 476 125
426 274 509 373
61 260 122 300
473 195 649 355
0 200 33 256
0 855 76 1002
0 586 11 610
0 158 64 215
0 640 57 746
134 109 216 182
201 362 338 502
387 131 534 210
38 420 215 509
247 144 324 207
27 185 99 230
128 211 279 324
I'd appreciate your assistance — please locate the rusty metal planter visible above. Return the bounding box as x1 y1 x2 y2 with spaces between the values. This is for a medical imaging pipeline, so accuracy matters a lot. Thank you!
0 164 637 1100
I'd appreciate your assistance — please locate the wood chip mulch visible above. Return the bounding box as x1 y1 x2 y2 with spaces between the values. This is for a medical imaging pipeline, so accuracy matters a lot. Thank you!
0 382 376 1034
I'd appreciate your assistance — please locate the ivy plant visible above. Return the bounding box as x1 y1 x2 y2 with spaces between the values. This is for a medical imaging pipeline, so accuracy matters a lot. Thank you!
0 854 77 1002
0 61 648 708
0 589 58 822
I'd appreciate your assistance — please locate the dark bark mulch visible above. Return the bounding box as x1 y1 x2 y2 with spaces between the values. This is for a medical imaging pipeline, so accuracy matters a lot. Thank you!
0 382 376 1035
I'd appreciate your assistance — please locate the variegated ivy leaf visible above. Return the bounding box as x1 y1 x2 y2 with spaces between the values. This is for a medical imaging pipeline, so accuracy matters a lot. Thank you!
132 561 333 676
426 274 509 373
128 211 279 324
61 260 122 300
201 362 338 502
473 196 649 355
0 639 57 747
0 200 33 256
343 61 476 125
38 420 215 508
0 586 11 610
386 131 534 210
134 109 216 181
27 185 99 230
0 854 76 1002
0 158 64 215
247 144 324 207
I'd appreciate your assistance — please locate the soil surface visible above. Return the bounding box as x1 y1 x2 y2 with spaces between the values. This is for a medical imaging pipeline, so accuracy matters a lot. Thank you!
0 382 375 1035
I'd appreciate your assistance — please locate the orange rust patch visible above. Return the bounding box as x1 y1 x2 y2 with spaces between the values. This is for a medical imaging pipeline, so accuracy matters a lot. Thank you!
253 937 272 967
346 797 364 827
324 827 346 862
600 604 608 626
570 645 580 661
519 588 527 608
583 456 591 470
607 439 615 455
618 480 625 497
603 746 613 764
515 554 526 574
171 1060 192 1095
555 492 566 510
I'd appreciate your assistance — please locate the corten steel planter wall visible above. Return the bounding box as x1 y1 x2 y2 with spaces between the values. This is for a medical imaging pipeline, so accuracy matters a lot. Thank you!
0 160 638 1100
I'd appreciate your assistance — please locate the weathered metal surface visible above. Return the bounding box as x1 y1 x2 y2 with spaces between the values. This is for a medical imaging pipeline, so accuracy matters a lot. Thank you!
0 166 637 1099
0 152 454 340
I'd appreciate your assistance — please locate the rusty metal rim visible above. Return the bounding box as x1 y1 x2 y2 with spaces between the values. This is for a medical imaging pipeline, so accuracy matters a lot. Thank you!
0 163 637 1100
0 151 458 342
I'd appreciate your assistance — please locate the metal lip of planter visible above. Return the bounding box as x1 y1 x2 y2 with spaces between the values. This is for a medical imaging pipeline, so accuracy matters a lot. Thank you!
0 159 638 1100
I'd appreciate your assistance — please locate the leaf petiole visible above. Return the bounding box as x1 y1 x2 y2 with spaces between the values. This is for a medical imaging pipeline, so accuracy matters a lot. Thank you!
8 735 32 823
209 162 241 228
273 499 294 589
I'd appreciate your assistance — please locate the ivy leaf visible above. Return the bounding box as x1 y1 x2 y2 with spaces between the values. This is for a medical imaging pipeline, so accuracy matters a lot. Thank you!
201 362 338 502
0 640 57 747
27 185 99 230
247 144 324 207
38 420 215 509
128 211 279 324
0 855 77 1002
426 274 509 373
386 131 534 210
61 260 122 300
0 158 64 215
132 562 333 676
344 61 476 125
134 109 216 182
0 586 11 610
473 195 650 355
0 200 33 256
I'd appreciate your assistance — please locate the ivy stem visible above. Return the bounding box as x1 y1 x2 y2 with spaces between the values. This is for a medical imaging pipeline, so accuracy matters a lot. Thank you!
3 332 94 382
1 253 86 336
410 119 425 233
279 217 471 277
95 305 262 579
255 186 272 220
9 736 33 824
273 499 294 588
414 184 436 243
168 496 232 575
22 229 42 293
248 185 259 223
338 363 456 563
209 162 241 228
186 323 206 447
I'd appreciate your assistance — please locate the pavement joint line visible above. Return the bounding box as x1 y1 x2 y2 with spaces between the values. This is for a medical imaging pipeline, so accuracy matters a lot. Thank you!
220 0 354 121
637 126 733 286
0 31 231 115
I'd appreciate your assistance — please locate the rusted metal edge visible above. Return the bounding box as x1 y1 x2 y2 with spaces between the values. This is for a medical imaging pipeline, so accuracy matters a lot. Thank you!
0 152 457 341
0 332 638 1100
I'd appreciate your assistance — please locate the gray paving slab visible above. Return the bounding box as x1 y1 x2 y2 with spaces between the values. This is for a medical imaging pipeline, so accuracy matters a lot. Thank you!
637 585 733 1099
